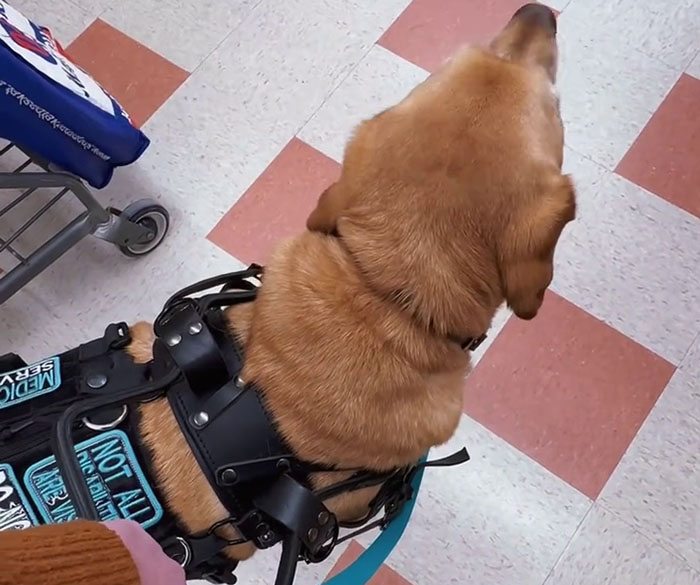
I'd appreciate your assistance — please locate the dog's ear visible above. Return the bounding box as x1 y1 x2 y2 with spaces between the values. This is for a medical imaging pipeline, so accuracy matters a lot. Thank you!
307 182 349 233
500 174 575 320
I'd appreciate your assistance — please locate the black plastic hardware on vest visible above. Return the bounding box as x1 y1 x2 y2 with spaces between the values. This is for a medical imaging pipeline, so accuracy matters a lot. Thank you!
0 352 26 371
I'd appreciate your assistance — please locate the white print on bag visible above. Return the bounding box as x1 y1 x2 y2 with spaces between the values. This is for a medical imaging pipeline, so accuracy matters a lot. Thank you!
0 0 115 115
0 78 111 160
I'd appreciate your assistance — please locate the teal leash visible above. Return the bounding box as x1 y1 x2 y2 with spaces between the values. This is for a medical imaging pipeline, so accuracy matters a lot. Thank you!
322 456 427 585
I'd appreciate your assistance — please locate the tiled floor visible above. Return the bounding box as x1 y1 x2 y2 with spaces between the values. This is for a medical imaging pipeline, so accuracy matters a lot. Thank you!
1 0 700 584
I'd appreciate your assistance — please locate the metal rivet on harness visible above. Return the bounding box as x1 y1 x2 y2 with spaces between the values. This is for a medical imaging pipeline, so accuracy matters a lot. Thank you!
317 511 329 526
86 373 108 389
307 527 319 542
166 333 182 347
188 322 203 335
192 411 209 428
220 468 238 485
235 376 245 388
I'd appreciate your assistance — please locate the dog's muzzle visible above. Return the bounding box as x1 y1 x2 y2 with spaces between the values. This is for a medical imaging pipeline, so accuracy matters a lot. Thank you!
0 265 469 585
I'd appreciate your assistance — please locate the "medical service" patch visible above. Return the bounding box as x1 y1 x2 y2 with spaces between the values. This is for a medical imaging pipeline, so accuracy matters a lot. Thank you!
24 430 163 529
0 463 38 531
0 356 61 410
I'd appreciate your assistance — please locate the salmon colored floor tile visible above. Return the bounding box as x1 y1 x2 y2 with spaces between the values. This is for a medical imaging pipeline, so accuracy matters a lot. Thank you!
67 19 188 128
464 291 675 499
378 0 557 72
325 541 414 585
616 74 700 219
207 138 341 264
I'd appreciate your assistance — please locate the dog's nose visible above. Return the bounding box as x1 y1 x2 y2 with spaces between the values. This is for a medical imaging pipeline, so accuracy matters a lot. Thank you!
511 3 557 35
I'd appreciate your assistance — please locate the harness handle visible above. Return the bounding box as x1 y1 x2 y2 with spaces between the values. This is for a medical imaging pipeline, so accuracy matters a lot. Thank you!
275 536 302 585
161 265 263 310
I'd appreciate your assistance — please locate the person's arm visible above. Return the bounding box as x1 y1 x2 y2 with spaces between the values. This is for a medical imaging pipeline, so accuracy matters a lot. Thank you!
0 519 185 585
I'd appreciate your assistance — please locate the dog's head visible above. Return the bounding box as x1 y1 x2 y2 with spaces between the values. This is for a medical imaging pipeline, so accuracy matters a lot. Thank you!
307 4 574 339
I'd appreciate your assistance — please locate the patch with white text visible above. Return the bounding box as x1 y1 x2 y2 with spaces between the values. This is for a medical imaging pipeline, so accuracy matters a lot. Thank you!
0 356 61 410
0 464 38 530
24 430 162 529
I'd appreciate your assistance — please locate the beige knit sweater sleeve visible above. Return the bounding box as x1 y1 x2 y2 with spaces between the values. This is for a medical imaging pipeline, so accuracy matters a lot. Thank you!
0 521 140 585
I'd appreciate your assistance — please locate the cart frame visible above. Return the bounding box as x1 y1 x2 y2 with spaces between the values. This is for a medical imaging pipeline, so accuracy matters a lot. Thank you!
0 142 169 304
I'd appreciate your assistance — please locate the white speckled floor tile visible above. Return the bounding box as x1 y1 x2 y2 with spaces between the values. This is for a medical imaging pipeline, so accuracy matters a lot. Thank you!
0 286 69 361
61 0 110 16
599 336 700 570
544 505 700 585
561 146 610 214
359 415 591 585
298 45 428 162
556 6 681 168
551 172 700 364
8 0 95 45
102 0 262 72
563 0 700 72
687 52 700 80
94 0 411 236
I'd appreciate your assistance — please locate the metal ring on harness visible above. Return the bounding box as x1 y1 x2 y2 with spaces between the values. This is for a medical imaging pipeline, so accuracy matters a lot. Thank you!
175 536 192 568
52 367 182 520
81 404 128 431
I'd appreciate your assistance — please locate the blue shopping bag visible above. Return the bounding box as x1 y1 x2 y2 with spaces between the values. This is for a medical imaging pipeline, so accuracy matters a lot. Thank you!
0 1 149 188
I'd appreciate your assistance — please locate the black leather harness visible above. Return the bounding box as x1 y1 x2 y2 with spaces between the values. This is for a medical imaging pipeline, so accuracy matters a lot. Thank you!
0 265 469 585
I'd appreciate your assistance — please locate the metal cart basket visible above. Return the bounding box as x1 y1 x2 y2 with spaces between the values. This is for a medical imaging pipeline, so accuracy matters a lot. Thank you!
0 141 169 304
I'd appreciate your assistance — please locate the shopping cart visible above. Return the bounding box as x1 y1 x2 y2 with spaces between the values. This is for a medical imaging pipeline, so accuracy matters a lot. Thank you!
0 1 170 304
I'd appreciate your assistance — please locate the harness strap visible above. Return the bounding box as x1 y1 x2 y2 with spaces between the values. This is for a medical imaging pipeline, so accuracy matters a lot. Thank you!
318 448 469 583
31 264 472 585
156 301 231 393
323 456 427 585
255 474 338 556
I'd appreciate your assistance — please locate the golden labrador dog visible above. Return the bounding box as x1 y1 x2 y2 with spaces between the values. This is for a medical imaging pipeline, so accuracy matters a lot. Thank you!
128 2 575 562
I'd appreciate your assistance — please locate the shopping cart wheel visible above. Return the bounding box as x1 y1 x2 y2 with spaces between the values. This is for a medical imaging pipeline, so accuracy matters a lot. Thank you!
117 199 170 257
